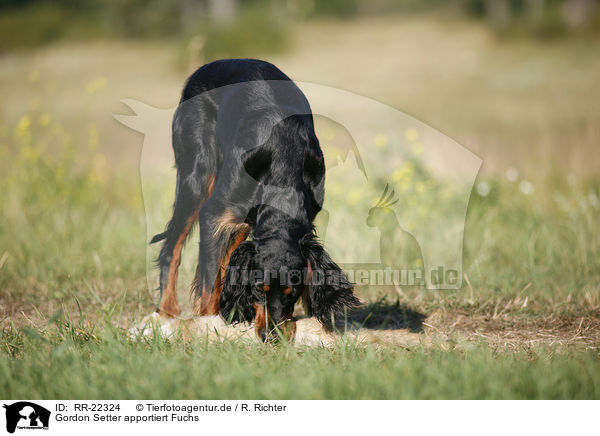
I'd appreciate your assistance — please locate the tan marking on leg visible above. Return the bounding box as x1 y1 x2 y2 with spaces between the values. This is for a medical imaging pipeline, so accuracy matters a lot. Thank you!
201 227 249 315
213 209 239 238
206 173 216 197
158 210 199 318
193 206 249 316
159 173 216 318
253 302 267 340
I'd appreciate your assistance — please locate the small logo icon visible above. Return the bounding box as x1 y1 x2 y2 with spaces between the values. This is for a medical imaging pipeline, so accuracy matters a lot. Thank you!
3 402 50 434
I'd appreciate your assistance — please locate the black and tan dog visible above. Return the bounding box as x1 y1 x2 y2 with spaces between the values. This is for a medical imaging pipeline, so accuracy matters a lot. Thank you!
151 59 358 340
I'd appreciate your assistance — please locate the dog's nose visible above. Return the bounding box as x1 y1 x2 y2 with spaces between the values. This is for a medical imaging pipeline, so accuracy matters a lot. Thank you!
259 330 267 342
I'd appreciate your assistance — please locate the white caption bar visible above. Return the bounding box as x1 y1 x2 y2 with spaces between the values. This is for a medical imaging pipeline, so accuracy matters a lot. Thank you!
0 400 596 435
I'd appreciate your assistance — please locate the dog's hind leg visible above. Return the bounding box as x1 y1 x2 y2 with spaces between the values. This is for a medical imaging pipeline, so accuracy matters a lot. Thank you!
155 173 216 317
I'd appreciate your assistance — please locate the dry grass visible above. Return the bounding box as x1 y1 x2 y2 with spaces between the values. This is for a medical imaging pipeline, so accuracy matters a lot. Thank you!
274 15 600 178
1 13 599 398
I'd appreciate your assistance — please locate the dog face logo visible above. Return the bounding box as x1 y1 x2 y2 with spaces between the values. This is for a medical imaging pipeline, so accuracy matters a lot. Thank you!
3 402 50 433
114 81 481 292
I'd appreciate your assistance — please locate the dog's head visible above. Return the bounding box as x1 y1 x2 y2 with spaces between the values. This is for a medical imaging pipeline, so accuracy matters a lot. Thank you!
219 234 359 341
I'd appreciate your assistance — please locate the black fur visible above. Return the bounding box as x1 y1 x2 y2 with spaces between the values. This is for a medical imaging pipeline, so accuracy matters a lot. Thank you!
300 234 360 327
153 59 358 336
219 240 263 323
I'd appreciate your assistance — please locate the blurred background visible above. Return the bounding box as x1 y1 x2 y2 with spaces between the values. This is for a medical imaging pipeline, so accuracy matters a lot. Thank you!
1 0 599 322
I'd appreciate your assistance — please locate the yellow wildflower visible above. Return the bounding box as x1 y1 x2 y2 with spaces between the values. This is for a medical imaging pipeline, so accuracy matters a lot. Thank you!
15 115 31 138
392 161 414 187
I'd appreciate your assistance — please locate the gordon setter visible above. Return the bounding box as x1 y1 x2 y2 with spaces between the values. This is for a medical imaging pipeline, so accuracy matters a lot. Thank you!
151 59 359 341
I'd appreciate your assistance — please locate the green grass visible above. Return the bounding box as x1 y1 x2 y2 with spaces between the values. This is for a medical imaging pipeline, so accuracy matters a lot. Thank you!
0 15 599 399
2 316 598 399
0 93 598 399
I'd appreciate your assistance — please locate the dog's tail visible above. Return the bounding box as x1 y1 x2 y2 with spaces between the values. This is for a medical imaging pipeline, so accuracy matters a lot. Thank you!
150 231 168 244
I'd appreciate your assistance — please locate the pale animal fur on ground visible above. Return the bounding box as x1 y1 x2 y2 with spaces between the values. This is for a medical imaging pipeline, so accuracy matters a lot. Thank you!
129 312 424 348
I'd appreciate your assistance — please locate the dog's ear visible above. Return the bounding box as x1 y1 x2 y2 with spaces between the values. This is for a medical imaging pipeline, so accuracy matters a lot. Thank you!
300 234 359 328
219 240 261 323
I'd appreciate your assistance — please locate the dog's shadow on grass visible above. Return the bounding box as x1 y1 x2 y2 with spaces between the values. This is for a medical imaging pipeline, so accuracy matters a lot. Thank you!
343 299 426 333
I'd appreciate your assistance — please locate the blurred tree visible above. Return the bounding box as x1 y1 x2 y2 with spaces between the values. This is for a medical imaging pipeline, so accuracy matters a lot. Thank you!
0 0 598 51
208 0 238 23
486 0 511 28
178 0 205 29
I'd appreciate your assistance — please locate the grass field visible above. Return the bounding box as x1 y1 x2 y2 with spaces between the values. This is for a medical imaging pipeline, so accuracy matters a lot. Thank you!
1 14 599 399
